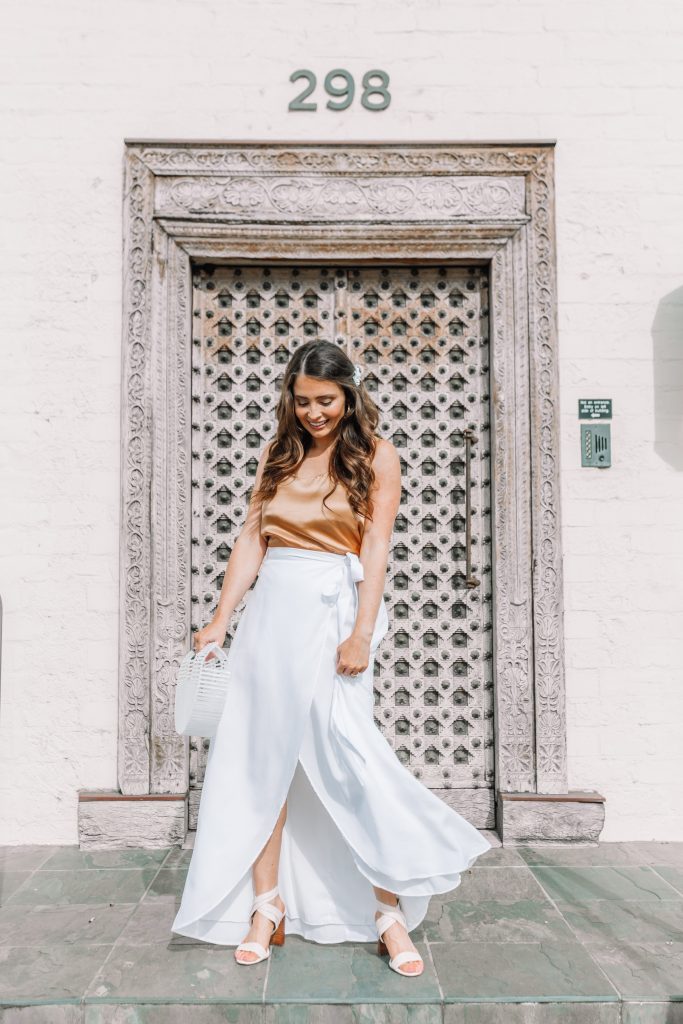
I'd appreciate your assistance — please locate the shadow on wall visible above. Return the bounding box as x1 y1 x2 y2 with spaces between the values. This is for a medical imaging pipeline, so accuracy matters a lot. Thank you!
653 284 683 470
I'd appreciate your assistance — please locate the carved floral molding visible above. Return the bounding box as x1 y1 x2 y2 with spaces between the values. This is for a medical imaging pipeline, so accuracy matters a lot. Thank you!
120 142 566 804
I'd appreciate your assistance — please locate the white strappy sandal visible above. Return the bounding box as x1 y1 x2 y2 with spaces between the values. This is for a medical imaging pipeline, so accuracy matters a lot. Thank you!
234 884 286 964
375 898 424 977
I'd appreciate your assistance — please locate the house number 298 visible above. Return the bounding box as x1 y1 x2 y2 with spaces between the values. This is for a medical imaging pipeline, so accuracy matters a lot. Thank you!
289 69 391 111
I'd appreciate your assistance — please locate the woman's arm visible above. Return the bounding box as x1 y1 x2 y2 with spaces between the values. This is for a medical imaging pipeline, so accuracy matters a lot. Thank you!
335 438 401 677
353 437 401 642
193 440 272 650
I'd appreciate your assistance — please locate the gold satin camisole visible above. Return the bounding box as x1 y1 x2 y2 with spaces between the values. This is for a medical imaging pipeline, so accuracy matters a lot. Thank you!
260 472 364 556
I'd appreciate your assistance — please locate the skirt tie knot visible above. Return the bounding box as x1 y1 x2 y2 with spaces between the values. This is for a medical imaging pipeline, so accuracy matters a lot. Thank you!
320 551 364 603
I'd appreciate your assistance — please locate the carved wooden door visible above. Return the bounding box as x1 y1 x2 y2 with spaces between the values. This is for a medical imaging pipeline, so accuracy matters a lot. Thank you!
188 263 494 828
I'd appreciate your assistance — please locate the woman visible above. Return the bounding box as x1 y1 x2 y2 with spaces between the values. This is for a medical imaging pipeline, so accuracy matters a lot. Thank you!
171 340 491 976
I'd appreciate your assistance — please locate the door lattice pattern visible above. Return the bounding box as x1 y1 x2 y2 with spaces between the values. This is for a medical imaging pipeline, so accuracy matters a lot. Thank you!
189 264 493 810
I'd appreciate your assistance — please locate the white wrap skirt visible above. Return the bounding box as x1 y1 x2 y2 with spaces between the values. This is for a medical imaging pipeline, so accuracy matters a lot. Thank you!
171 545 492 945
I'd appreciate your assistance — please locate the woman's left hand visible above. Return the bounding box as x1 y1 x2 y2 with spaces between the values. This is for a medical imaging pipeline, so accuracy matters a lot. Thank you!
336 633 371 678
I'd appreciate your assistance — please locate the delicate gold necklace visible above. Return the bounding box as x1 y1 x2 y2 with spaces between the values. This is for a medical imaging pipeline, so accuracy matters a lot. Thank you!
295 469 329 483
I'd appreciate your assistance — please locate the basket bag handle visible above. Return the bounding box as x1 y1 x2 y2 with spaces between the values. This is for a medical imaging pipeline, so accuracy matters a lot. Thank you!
194 640 228 664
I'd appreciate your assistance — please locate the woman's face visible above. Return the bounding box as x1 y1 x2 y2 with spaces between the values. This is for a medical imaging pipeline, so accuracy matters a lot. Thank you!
292 374 346 441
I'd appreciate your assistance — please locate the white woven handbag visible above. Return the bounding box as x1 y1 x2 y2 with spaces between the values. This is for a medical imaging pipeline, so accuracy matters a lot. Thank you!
174 642 232 738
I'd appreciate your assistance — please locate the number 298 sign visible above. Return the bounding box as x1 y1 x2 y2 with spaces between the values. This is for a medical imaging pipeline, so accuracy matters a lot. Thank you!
289 69 391 111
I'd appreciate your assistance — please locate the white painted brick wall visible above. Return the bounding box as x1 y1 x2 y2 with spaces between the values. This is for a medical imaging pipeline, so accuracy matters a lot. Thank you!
1 0 682 844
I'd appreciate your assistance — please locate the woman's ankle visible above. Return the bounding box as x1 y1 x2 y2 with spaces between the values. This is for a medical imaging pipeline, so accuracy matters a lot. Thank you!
374 887 398 903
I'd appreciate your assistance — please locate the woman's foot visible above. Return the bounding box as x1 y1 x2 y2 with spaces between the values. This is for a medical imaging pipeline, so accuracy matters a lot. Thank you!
234 893 285 964
374 897 424 975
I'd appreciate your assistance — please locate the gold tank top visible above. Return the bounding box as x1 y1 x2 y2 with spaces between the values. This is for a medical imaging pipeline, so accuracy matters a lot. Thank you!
260 472 364 556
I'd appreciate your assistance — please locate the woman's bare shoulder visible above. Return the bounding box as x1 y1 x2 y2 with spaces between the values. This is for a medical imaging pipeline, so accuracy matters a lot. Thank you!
252 438 277 494
371 436 401 475
259 438 277 469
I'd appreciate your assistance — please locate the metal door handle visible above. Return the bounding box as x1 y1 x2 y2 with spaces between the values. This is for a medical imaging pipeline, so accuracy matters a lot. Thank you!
463 429 481 589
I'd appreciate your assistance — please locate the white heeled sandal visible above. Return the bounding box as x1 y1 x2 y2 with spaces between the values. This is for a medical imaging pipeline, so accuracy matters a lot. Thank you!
375 898 424 977
234 884 286 964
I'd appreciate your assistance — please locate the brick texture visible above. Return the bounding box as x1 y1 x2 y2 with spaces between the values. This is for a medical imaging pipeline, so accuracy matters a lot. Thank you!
1 0 682 843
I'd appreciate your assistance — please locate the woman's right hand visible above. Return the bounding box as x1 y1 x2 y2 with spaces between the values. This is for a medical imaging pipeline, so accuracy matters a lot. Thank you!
193 618 228 657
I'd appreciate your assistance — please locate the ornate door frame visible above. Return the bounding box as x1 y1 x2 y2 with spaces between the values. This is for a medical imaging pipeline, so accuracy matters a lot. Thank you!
78 142 605 848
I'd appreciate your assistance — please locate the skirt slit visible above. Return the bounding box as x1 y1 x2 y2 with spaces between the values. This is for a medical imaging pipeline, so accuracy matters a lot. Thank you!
171 546 492 946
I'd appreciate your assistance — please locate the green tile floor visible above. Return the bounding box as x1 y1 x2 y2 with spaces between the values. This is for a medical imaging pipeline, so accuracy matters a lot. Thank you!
1 837 683 1023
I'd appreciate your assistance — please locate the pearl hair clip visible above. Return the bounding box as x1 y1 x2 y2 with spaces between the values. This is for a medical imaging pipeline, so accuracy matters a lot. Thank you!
352 364 362 386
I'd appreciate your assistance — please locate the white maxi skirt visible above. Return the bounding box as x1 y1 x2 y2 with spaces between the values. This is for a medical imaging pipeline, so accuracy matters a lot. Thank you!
171 546 492 945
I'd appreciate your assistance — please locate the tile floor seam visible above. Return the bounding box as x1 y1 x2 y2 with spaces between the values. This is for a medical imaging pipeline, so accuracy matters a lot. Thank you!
516 863 555 900
159 847 176 867
2 853 177 913
613 865 683 900
650 865 683 898
423 934 444 1005
627 844 683 868
1 862 46 904
262 941 272 1004
36 847 175 868
4 843 683 1012
530 877 624 1002
78 852 174 1002
28 866 171 873
625 843 656 868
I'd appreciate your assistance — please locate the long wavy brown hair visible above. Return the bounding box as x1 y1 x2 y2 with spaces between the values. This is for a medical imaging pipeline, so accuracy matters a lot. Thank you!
250 340 381 523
